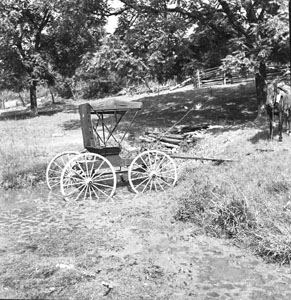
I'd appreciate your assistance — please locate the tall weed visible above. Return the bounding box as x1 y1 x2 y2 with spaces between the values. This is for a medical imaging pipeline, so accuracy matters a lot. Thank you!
175 154 291 265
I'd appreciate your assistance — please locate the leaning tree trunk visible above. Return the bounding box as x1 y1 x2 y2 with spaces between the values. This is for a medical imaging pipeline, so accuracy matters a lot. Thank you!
30 80 38 116
255 61 267 116
49 86 55 104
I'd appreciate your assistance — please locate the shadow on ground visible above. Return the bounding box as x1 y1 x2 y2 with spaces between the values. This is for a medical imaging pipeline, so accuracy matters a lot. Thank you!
1 82 259 138
135 83 257 129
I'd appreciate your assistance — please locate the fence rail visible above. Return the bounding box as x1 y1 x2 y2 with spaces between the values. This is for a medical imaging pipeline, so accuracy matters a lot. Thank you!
193 65 290 88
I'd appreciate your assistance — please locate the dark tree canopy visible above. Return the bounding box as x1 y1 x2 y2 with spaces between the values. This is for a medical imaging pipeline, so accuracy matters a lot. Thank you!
0 0 290 111
0 0 107 114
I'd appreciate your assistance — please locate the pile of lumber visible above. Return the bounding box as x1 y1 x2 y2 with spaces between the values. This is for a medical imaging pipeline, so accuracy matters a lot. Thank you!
139 123 209 150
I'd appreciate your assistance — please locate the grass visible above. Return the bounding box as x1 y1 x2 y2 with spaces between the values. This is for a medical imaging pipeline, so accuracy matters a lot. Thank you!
3 80 291 298
175 133 291 265
0 81 257 189
1 228 105 299
0 109 83 189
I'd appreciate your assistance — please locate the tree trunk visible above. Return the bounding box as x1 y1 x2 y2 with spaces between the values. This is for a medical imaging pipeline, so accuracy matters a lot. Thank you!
49 86 55 104
18 93 26 106
289 0 291 86
30 80 38 116
255 61 267 116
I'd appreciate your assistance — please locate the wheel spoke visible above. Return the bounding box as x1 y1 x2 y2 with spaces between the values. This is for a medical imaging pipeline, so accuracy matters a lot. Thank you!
156 155 166 170
60 153 116 200
60 156 67 167
62 180 84 189
65 182 86 198
153 179 158 192
157 176 173 187
46 151 79 189
91 186 101 200
89 156 95 176
141 178 151 193
130 174 149 182
128 150 177 194
48 174 62 181
88 185 93 200
85 158 89 175
131 169 148 175
139 156 150 171
75 160 86 176
52 160 63 171
154 151 158 167
94 159 106 174
83 185 88 201
92 176 115 183
70 166 86 180
91 182 111 197
92 181 115 189
49 169 62 175
49 180 61 189
158 164 175 173
135 177 150 191
92 169 112 180
147 152 153 168
132 163 148 172
155 177 166 191
73 184 87 200
149 178 154 191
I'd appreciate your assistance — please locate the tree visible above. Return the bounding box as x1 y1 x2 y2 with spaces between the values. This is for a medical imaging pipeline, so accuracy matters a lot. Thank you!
117 0 290 109
117 11 195 82
77 35 149 97
0 0 107 115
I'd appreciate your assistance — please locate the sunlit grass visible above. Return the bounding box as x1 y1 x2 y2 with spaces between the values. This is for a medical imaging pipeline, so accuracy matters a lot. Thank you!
175 126 291 264
0 112 83 188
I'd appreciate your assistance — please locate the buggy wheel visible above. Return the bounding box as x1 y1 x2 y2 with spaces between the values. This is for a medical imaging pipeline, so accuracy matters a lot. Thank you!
46 151 79 190
60 153 117 201
128 150 177 194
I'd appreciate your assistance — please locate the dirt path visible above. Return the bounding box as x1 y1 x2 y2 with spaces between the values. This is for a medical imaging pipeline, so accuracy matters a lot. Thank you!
1 186 291 299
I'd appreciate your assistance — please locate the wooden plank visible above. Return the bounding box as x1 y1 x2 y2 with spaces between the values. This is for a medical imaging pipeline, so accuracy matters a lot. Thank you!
161 141 179 148
170 154 238 162
159 137 182 145
79 103 99 148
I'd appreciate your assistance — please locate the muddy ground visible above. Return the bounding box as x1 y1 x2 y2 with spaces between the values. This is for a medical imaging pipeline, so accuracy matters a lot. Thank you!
1 81 291 299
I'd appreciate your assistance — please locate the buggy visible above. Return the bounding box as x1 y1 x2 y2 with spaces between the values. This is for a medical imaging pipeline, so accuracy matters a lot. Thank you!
46 99 177 200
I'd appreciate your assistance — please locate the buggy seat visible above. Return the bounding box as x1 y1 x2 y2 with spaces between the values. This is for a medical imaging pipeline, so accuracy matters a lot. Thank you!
79 100 142 156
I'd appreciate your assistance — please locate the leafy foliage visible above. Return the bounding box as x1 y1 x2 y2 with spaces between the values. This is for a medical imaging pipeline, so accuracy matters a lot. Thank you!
0 0 290 103
0 0 107 108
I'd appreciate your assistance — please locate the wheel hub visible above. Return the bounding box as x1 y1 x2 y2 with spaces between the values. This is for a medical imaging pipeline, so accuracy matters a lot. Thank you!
85 177 93 186
149 170 157 178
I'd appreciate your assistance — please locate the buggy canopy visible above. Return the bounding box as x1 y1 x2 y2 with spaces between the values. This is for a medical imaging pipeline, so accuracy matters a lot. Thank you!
86 98 142 113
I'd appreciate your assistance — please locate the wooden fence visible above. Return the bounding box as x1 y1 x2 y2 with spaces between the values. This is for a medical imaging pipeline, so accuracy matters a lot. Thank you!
193 65 290 88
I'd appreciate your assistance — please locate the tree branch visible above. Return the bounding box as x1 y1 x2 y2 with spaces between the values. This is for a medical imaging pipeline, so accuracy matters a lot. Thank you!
217 0 249 39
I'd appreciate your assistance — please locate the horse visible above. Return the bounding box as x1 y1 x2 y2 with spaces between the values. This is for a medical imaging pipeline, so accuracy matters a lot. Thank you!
265 80 291 142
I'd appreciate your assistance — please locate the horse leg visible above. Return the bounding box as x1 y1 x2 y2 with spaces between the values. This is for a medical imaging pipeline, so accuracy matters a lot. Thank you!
266 106 274 140
278 111 283 142
287 111 291 135
269 118 273 140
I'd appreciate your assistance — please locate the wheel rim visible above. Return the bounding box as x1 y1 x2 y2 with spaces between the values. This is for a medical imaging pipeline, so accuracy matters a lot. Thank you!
128 150 177 193
60 153 117 201
46 151 79 190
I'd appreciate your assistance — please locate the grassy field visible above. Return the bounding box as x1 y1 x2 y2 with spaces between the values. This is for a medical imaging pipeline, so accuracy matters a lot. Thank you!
2 81 291 298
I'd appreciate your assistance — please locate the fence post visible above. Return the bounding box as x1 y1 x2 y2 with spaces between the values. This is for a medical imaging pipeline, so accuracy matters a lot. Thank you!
223 71 227 85
196 70 201 88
